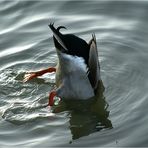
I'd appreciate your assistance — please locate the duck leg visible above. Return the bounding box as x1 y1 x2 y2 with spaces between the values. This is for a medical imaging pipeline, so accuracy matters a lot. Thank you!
48 90 57 106
23 67 56 82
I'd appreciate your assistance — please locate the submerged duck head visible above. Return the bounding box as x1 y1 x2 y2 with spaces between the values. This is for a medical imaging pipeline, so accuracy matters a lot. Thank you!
48 23 100 101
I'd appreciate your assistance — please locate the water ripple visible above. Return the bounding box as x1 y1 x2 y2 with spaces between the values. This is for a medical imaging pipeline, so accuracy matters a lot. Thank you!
0 0 148 147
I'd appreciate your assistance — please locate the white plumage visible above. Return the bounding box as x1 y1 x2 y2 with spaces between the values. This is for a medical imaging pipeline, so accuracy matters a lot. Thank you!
55 52 94 100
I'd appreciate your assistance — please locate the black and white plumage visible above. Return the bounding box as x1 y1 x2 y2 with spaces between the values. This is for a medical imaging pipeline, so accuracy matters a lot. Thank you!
49 23 100 100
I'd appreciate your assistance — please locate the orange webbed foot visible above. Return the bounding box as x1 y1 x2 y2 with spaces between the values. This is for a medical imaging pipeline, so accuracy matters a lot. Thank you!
23 67 56 83
23 72 37 82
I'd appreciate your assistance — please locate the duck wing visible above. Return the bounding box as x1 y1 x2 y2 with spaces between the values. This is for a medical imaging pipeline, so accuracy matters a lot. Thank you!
88 34 100 90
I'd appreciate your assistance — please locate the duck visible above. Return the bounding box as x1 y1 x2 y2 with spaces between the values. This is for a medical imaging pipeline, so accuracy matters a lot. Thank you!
23 23 101 106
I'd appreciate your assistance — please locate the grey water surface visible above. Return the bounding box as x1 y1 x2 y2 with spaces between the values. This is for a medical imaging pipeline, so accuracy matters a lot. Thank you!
0 0 148 147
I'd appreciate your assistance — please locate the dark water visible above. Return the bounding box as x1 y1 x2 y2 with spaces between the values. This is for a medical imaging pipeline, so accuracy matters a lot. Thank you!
0 0 148 147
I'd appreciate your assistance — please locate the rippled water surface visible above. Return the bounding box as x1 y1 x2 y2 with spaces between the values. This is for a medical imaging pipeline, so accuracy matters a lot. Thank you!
1 0 148 147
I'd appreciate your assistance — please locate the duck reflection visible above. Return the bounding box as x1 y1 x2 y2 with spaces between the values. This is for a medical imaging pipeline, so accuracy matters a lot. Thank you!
53 80 112 140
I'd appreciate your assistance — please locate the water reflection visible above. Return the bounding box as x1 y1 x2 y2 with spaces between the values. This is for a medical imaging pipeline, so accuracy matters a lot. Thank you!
1 70 112 142
53 80 112 140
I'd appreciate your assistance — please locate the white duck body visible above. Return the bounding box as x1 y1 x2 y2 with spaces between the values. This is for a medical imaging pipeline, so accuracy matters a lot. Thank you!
55 51 95 100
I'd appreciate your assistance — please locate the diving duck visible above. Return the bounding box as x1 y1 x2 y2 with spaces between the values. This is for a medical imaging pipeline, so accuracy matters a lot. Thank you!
23 23 100 106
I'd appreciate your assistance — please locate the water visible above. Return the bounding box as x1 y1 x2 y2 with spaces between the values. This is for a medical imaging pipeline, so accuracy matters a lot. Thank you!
0 0 148 147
